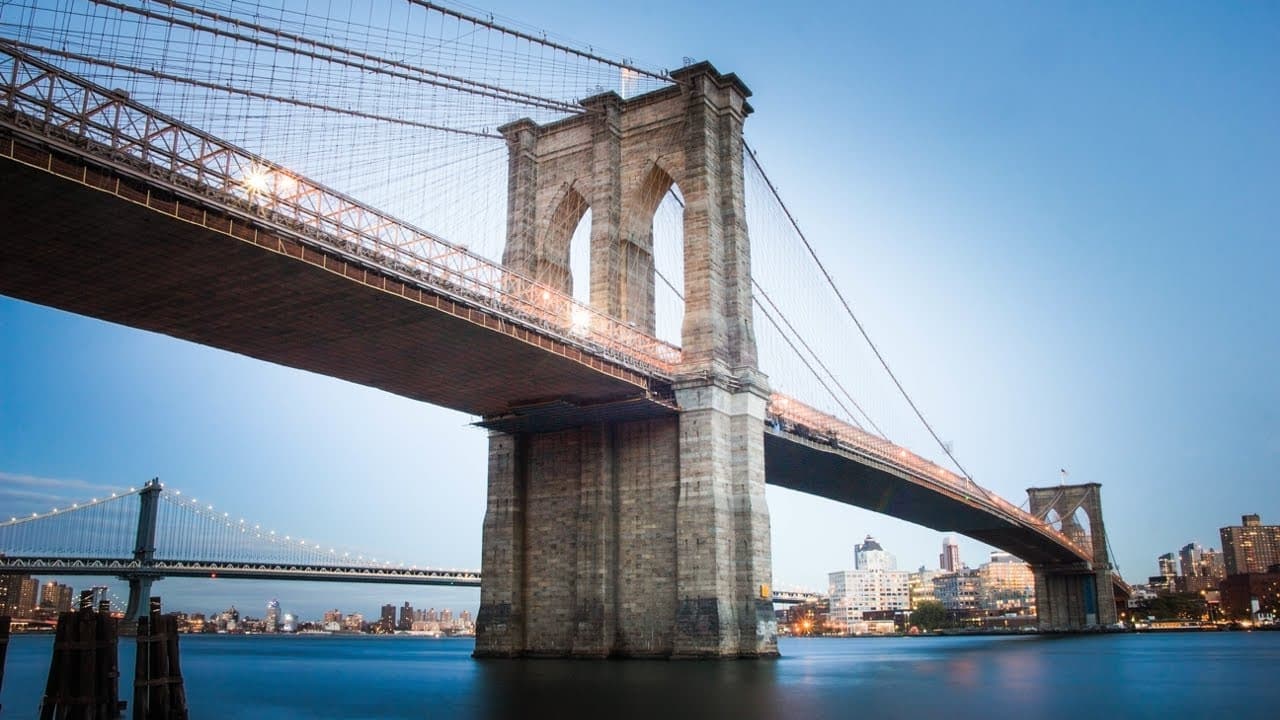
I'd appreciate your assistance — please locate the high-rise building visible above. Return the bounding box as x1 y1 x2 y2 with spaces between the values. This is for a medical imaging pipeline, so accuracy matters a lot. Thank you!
940 537 962 573
399 602 414 631
323 609 342 624
976 552 1035 613
855 535 896 571
1220 515 1280 575
1157 553 1178 582
1179 543 1203 578
1200 548 1227 580
39 581 73 615
265 599 281 633
0 574 37 618
343 613 364 632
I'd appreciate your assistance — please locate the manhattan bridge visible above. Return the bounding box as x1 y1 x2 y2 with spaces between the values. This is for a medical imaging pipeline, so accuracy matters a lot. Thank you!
0 0 1124 658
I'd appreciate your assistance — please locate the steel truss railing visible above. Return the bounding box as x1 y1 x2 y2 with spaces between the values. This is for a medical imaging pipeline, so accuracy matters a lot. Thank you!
767 393 1092 562
0 44 681 377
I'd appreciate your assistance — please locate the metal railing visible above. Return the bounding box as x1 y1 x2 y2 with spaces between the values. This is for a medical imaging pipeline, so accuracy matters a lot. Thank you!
0 43 681 377
766 393 1091 561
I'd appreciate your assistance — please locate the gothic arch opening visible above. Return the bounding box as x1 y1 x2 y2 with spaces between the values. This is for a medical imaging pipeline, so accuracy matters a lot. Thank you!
539 184 589 299
1067 506 1094 557
629 162 684 345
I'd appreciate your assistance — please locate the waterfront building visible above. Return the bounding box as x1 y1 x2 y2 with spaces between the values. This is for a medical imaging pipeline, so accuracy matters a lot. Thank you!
265 599 281 633
1219 570 1280 622
939 536 962 573
342 612 364 632
975 551 1035 613
399 601 414 631
323 609 342 625
934 569 981 611
829 538 910 632
1220 515 1280 575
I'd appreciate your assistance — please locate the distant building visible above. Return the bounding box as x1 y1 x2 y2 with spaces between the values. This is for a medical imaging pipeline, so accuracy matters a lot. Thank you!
934 569 980 611
1219 570 1280 622
399 602 414 631
976 551 1035 613
39 581 73 615
1220 515 1280 575
1 574 39 619
1179 543 1202 579
855 535 896 571
1156 553 1178 587
1200 548 1227 581
323 609 342 625
939 536 962 573
265 599 281 633
778 598 829 635
343 612 364 632
829 536 909 631
908 568 944 607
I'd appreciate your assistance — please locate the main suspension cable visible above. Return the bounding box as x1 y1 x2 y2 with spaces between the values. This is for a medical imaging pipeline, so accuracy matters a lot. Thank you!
745 141 974 481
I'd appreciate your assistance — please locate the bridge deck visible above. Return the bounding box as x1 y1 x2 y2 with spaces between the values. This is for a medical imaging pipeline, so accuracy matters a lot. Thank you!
0 135 673 422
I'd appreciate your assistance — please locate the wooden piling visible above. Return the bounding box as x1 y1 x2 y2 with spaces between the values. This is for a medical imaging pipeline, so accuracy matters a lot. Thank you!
1 615 11 712
132 598 188 720
38 606 121 719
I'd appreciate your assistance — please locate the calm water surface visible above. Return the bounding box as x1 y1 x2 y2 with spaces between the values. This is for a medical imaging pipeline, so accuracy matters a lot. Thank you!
3 632 1277 718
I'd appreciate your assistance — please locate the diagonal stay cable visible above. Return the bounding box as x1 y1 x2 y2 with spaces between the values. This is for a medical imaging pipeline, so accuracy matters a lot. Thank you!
744 141 974 481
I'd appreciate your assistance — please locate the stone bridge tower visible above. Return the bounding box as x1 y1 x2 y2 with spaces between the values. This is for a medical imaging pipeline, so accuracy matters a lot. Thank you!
1026 482 1118 629
474 63 776 658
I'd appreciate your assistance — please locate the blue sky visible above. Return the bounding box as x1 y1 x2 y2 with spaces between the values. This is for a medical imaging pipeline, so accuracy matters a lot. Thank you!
2 1 1278 619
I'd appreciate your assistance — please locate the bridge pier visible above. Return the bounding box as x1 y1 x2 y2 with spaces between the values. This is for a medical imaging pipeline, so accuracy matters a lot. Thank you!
474 379 777 659
476 62 776 658
1027 483 1117 630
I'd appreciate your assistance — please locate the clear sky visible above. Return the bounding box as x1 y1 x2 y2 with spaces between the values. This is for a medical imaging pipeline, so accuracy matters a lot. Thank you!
2 1 1278 620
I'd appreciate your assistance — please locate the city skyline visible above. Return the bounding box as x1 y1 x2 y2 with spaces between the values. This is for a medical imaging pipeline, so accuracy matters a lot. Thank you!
3 0 1279 617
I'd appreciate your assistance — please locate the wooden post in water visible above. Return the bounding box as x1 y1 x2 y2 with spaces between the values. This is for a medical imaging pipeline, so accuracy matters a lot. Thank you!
1 615 11 713
38 604 122 719
133 597 188 720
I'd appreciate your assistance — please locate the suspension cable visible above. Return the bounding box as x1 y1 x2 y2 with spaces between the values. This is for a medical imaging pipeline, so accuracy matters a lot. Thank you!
3 39 501 140
90 0 579 113
406 0 671 82
745 141 974 481
147 0 575 113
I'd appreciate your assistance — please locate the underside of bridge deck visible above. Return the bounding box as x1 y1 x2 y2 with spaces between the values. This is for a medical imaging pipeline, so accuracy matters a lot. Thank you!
0 142 670 421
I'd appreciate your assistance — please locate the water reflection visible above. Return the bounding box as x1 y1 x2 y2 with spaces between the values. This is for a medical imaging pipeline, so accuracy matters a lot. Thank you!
475 654 783 720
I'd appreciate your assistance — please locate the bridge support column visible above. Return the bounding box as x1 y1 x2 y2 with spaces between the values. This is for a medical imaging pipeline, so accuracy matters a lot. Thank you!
123 576 154 622
672 377 776 658
120 478 163 623
1027 482 1117 630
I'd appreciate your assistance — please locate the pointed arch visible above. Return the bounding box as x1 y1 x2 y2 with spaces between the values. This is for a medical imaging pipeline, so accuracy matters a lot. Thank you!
617 161 682 338
536 183 589 297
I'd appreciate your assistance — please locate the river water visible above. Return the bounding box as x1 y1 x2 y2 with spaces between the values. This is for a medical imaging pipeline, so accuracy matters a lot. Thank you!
2 632 1277 718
